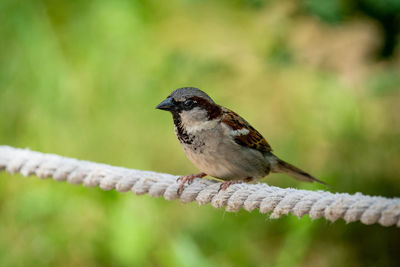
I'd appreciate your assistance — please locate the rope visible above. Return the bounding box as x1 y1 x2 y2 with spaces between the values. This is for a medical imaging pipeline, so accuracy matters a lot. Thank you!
1 146 399 227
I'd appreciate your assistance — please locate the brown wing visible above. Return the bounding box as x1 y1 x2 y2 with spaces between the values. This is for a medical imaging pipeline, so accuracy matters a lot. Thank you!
221 108 272 153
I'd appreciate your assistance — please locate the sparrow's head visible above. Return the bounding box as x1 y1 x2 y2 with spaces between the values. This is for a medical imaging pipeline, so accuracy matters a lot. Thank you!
156 87 222 121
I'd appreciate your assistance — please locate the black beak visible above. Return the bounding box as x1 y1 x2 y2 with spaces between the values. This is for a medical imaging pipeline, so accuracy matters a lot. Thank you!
156 97 175 111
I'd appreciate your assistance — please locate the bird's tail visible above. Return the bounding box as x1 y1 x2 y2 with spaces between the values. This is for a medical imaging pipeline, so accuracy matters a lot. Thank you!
269 155 327 185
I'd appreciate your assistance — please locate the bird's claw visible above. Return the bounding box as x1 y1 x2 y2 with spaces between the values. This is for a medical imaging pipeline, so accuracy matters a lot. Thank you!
218 178 254 193
218 181 235 192
176 173 207 195
177 175 193 195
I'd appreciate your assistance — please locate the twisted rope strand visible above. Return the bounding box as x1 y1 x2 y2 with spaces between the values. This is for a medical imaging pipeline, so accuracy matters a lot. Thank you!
1 146 399 227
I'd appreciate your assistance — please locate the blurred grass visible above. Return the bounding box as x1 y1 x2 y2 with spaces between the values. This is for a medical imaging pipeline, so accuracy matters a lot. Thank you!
1 0 400 266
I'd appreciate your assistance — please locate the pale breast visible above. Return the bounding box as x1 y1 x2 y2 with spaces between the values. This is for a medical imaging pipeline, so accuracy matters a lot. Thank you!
177 123 270 180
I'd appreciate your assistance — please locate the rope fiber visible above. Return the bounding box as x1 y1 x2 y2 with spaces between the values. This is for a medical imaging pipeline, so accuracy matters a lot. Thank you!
0 146 399 227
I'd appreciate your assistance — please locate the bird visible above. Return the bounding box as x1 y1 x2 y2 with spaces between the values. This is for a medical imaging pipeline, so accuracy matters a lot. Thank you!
156 87 326 194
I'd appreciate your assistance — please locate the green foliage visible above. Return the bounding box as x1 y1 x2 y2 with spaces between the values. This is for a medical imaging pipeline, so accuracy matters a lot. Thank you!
360 0 400 15
299 0 400 58
301 0 348 23
0 0 400 266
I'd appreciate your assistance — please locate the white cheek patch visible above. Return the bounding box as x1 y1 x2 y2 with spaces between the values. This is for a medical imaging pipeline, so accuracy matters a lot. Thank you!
180 107 219 134
230 128 250 136
184 119 219 134
180 108 206 121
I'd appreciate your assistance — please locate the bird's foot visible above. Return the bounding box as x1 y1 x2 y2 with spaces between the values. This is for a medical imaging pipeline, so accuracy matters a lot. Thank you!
177 172 207 195
218 177 254 192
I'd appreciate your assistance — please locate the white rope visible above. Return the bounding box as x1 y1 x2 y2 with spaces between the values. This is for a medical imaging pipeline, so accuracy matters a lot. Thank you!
1 145 399 227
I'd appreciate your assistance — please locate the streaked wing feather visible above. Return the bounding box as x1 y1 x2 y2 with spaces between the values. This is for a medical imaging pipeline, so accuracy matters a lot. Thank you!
221 108 272 153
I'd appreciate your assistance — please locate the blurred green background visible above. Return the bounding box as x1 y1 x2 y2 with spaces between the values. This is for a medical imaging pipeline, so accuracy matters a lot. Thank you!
1 0 400 266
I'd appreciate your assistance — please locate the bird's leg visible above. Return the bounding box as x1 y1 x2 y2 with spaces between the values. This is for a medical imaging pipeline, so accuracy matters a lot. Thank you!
177 172 207 194
218 177 254 192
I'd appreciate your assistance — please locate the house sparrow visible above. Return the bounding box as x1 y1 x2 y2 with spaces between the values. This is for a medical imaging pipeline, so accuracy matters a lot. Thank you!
156 87 326 194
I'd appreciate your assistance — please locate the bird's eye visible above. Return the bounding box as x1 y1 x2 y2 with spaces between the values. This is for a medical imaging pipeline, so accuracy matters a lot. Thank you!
184 99 195 108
